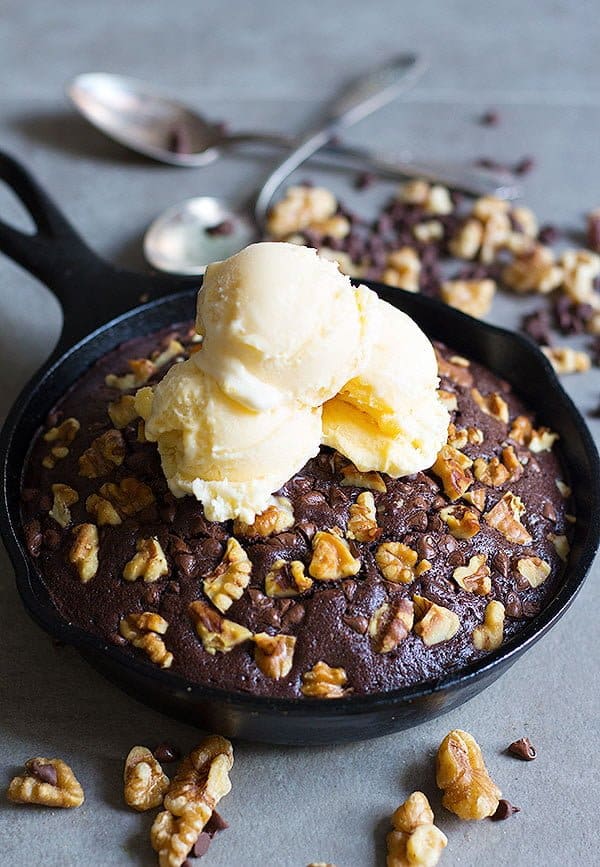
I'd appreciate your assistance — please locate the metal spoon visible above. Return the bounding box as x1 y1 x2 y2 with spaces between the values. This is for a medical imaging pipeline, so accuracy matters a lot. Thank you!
67 71 520 196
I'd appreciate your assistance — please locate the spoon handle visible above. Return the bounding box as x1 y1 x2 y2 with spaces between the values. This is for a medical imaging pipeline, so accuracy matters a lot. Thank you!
226 132 520 199
253 53 428 229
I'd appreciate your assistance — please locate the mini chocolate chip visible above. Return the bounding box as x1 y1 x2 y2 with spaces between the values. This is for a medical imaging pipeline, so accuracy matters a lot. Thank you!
341 579 358 601
440 534 458 554
342 613 368 634
515 156 535 175
43 528 61 551
507 736 537 760
24 520 42 557
491 799 520 820
281 602 305 629
205 810 229 834
206 220 234 237
538 223 559 245
505 591 523 619
27 759 58 787
492 551 510 578
447 550 465 569
522 599 541 619
153 742 181 763
427 515 443 534
541 501 558 522
431 496 447 510
407 510 428 532
355 171 376 190
480 109 500 126
175 553 198 579
191 832 212 857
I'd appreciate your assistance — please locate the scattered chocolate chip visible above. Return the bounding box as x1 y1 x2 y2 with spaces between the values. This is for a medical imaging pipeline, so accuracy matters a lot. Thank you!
153 742 181 763
407 510 428 532
538 223 560 245
505 591 523 619
205 810 229 835
23 520 42 557
342 613 369 634
354 171 376 190
491 799 520 820
492 551 510 578
206 220 234 237
417 534 438 561
341 579 358 601
541 500 558 522
43 528 61 551
508 736 537 760
190 833 211 858
480 109 500 127
447 550 465 569
27 759 58 787
522 308 553 346
515 156 535 175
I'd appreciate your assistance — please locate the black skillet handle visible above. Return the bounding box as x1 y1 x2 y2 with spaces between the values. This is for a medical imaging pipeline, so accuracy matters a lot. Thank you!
0 151 197 357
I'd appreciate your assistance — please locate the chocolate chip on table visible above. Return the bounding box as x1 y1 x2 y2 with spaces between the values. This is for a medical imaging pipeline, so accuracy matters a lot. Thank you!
206 220 234 237
153 742 181 763
354 170 376 190
507 736 537 760
522 308 553 346
491 799 520 820
538 223 560 245
205 810 229 834
515 156 536 175
480 109 500 126
190 833 211 858
28 759 58 787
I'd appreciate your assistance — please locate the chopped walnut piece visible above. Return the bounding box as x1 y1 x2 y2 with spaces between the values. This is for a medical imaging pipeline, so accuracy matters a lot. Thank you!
301 661 351 698
398 179 430 205
473 195 510 221
555 480 572 498
347 491 381 542
69 523 99 583
105 357 156 391
124 746 170 812
471 389 509 424
340 464 387 492
516 556 551 588
123 538 169 583
453 554 491 595
548 533 570 562
484 492 532 544
188 600 253 655
78 429 126 478
264 559 313 597
431 445 474 501
413 219 444 243
119 612 173 668
49 483 79 527
309 530 360 581
388 791 447 867
512 205 538 238
447 424 483 449
375 541 420 584
473 456 511 487
542 345 591 375
449 217 484 260
413 595 460 646
503 243 563 293
253 632 296 679
203 538 252 613
462 488 487 511
153 338 185 368
440 278 496 319
436 351 473 388
108 394 139 428
560 248 600 303
368 598 414 653
383 246 421 292
151 736 233 867
42 417 80 468
508 415 558 452
439 505 481 539
266 185 337 239
85 493 122 526
233 496 294 538
437 389 458 412
472 600 505 651
99 477 155 517
8 758 84 808
436 729 501 820
312 214 351 239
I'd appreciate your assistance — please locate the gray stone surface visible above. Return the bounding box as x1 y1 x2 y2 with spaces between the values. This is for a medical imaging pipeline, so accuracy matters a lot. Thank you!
0 1 599 865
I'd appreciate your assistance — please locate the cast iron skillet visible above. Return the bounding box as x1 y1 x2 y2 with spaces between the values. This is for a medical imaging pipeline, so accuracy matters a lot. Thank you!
0 151 598 746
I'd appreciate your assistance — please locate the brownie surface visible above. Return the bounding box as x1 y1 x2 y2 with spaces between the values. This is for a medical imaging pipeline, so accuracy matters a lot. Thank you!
20 320 571 698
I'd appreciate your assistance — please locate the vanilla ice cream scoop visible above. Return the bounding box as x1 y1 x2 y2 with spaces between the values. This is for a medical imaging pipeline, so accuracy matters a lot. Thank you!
322 299 449 476
193 242 374 411
136 360 321 522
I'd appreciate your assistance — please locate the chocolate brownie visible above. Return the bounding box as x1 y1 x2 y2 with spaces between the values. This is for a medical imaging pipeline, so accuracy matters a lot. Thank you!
20 321 572 698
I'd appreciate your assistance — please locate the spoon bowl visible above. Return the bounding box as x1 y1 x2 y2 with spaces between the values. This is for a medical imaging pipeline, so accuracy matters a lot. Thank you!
68 73 224 166
144 197 256 274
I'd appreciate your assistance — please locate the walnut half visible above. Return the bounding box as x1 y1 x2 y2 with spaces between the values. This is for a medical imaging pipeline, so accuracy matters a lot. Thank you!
189 600 252 655
151 736 233 867
413 595 460 646
436 729 501 820
387 791 447 867
203 538 252 613
368 599 414 653
8 758 84 808
253 632 296 679
119 612 173 668
309 530 360 581
124 746 170 812
301 661 351 698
